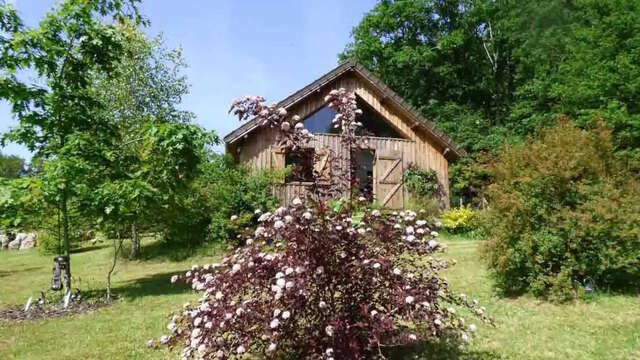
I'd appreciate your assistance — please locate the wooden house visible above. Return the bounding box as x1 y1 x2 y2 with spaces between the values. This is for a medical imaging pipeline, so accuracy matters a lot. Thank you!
224 59 464 209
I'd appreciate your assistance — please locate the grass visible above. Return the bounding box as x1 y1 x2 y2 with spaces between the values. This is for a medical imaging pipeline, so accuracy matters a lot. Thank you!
0 239 224 360
0 236 638 359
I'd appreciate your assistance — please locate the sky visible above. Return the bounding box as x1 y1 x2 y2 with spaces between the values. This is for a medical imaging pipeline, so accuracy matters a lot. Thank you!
0 0 377 160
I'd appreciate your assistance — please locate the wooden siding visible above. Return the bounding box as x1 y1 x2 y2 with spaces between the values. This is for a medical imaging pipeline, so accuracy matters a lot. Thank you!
231 73 451 207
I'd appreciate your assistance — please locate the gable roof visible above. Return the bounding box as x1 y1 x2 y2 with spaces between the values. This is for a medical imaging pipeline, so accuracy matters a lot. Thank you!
223 59 465 160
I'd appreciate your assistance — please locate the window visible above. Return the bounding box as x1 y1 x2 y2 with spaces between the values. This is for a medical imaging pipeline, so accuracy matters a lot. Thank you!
303 106 339 134
356 98 404 138
302 96 405 139
285 149 315 183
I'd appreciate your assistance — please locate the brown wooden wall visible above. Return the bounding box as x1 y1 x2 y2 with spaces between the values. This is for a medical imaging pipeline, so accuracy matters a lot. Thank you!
229 73 451 207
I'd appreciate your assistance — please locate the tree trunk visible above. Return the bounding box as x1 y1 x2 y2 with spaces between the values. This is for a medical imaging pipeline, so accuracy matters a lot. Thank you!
61 192 72 292
130 222 140 258
107 231 123 301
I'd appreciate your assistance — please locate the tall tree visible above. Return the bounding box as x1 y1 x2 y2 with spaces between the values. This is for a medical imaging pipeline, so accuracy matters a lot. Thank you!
344 0 640 202
0 0 143 291
92 23 216 258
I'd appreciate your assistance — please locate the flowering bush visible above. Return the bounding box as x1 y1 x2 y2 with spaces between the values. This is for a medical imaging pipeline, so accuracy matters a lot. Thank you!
153 89 491 358
156 201 490 358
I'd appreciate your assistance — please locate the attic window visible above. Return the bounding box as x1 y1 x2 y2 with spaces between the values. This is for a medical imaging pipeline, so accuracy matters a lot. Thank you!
303 106 339 134
302 96 404 139
285 149 315 183
356 98 404 138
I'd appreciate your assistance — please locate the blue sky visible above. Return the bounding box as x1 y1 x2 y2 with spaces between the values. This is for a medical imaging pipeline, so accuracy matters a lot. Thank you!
0 0 377 160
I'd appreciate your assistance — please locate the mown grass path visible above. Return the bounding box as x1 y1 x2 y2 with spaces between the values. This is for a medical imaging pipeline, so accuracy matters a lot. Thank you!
0 236 638 359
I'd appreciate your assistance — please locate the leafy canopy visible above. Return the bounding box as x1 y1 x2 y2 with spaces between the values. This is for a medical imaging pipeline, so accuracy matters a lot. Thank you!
0 152 24 178
344 0 640 201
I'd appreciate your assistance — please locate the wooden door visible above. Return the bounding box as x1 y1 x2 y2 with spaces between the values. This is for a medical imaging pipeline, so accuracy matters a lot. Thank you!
375 150 404 209
313 148 331 184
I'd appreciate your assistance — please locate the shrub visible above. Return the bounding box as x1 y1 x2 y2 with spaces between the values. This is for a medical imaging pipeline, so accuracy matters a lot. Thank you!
159 154 279 247
158 201 491 359
203 154 279 244
403 166 440 199
440 206 476 234
405 196 441 220
162 186 212 247
480 120 640 300
153 90 492 358
403 166 445 217
38 230 60 254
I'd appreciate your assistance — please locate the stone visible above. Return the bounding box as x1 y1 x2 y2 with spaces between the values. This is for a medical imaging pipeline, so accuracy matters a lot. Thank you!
19 233 36 250
15 232 27 243
8 238 21 249
0 234 8 249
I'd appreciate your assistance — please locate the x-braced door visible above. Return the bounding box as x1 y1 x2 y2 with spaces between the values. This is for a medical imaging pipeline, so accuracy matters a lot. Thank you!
375 150 404 209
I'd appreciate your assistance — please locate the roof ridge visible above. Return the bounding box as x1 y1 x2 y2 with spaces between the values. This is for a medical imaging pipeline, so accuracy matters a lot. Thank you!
223 59 465 159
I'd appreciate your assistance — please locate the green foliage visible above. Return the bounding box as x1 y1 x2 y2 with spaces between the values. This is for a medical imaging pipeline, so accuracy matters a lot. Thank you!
158 154 278 247
0 177 46 230
0 152 24 178
37 230 61 255
342 0 510 154
0 0 145 280
344 0 640 202
88 23 217 257
160 179 211 247
2 6 215 262
403 165 440 199
405 196 441 220
202 154 279 244
480 121 640 300
403 165 443 217
440 205 476 234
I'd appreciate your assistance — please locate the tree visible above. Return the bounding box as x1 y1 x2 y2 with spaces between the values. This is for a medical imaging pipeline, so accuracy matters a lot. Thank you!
0 152 24 178
0 176 47 232
0 0 143 293
92 23 214 258
342 0 510 151
85 23 215 295
343 0 640 203
341 0 514 204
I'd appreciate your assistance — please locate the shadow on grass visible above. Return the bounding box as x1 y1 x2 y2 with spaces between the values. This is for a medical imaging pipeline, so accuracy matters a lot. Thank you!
138 239 227 262
70 244 109 254
114 271 191 301
386 339 503 360
0 266 44 278
84 271 191 302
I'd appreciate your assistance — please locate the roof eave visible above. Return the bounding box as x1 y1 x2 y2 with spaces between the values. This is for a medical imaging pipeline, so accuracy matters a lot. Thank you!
223 59 466 161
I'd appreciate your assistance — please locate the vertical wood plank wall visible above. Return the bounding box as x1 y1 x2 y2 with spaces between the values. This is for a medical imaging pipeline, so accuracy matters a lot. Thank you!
232 73 451 206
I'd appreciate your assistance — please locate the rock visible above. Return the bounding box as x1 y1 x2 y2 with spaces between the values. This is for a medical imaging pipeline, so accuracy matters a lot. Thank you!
0 234 8 249
8 238 21 249
19 233 36 250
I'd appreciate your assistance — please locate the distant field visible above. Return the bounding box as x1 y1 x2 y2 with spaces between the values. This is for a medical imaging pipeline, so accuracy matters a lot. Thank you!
0 236 638 359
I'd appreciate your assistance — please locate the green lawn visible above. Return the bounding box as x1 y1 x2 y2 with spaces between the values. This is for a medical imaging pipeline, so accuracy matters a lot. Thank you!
0 236 638 359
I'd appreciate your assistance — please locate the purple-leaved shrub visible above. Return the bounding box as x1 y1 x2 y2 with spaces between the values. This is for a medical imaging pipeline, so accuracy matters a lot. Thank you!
153 89 492 358
159 202 490 359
